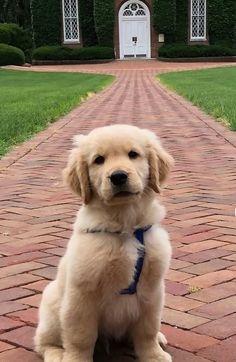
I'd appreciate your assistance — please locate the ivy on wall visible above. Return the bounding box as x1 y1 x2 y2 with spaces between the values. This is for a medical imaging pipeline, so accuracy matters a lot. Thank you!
208 0 236 46
94 0 115 47
153 0 235 46
2 0 235 49
153 0 176 39
31 0 61 47
175 0 188 43
78 0 97 46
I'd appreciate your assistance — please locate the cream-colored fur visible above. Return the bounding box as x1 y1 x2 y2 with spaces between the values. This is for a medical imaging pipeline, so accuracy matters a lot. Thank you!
35 125 174 362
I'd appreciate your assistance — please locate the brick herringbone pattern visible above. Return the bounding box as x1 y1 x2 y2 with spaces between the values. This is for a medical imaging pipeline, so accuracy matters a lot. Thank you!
0 61 236 361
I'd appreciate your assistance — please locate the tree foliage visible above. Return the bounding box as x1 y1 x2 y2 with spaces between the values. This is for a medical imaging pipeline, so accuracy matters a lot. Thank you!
0 0 31 28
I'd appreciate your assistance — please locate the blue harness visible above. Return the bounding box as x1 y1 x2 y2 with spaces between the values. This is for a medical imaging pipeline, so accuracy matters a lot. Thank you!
120 225 152 295
86 225 152 296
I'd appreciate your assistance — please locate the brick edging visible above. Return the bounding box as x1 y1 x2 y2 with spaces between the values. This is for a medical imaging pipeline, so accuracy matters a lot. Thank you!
32 59 114 66
156 79 236 148
158 56 236 63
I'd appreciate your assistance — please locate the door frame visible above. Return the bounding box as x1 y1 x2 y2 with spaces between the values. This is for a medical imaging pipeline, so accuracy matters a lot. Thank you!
119 0 151 59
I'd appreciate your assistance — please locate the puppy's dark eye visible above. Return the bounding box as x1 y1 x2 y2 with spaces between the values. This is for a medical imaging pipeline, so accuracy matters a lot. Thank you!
94 155 105 165
128 150 139 159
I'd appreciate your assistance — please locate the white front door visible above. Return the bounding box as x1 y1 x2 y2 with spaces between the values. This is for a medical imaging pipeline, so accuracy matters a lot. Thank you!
119 0 151 59
122 19 148 58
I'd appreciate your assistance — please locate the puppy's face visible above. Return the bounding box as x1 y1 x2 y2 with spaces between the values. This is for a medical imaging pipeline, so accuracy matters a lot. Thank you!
64 125 174 205
87 133 149 205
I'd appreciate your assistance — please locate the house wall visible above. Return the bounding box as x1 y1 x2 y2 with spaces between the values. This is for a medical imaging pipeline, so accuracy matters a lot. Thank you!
114 0 158 58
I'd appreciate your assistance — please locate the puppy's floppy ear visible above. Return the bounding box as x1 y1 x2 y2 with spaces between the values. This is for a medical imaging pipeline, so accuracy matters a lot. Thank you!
63 135 92 204
144 130 174 193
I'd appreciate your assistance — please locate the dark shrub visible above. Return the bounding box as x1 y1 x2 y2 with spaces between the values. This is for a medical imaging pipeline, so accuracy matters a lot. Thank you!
0 25 11 44
69 47 114 60
0 23 31 51
32 46 73 61
32 46 114 61
159 44 236 58
0 43 25 65
201 45 235 57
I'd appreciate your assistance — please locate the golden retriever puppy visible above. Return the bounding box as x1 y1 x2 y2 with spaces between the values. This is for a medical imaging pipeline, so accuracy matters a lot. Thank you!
35 124 174 362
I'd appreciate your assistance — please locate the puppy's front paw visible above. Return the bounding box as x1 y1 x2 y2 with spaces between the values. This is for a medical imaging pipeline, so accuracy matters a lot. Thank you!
62 352 92 362
140 349 172 362
157 331 168 349
156 350 172 362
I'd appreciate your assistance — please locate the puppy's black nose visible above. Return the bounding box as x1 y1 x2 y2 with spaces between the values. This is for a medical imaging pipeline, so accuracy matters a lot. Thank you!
110 171 128 186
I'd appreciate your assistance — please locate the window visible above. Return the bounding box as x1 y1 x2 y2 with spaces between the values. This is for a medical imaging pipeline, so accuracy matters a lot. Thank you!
191 0 206 41
123 3 147 17
62 0 80 43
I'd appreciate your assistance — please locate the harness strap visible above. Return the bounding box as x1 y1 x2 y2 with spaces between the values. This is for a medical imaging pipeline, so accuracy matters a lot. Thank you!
120 225 152 295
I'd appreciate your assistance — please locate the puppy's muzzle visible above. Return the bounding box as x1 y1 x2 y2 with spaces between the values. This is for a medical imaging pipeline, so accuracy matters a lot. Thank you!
110 170 128 186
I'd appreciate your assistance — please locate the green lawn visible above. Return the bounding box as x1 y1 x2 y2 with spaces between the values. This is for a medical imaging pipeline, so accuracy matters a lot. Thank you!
0 69 114 157
159 67 236 131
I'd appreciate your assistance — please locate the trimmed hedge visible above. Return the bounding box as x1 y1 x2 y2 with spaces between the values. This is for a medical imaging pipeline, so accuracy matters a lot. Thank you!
32 46 114 61
153 0 176 38
32 46 72 61
94 0 115 47
0 23 31 51
31 0 61 47
0 43 25 65
159 44 236 58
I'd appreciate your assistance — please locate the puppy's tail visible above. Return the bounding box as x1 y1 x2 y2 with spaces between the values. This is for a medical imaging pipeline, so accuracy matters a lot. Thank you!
42 346 64 362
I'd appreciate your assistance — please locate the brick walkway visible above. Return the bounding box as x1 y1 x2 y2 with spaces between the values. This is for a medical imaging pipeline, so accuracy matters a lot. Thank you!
0 60 236 361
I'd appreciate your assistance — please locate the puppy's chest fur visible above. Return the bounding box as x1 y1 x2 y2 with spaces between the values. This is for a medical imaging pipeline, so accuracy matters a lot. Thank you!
113 231 161 292
99 231 161 337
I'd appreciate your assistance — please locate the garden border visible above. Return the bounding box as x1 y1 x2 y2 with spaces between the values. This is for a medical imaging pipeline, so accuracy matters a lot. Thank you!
32 59 114 65
158 56 236 62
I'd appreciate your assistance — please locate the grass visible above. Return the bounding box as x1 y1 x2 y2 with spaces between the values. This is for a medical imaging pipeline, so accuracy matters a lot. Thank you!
159 67 236 131
0 69 114 157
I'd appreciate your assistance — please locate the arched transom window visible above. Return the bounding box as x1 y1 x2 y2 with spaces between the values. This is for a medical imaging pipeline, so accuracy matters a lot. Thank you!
191 0 207 40
62 0 80 43
123 2 147 17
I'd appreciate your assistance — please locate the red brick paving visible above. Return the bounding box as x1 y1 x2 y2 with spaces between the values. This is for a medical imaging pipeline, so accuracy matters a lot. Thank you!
1 60 236 361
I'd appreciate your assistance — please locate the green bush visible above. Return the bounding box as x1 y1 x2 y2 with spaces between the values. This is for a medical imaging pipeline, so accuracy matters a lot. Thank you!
70 47 114 60
159 44 236 58
0 24 11 44
0 43 25 65
0 23 31 50
32 46 114 61
32 46 73 61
